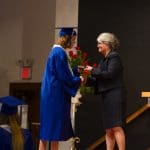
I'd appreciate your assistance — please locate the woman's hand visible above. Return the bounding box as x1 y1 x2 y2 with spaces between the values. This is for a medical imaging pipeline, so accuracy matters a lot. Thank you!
85 65 93 71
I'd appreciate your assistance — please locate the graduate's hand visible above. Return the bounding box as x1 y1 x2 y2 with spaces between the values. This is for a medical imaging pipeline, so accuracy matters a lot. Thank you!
78 65 85 73
80 76 84 82
80 76 87 85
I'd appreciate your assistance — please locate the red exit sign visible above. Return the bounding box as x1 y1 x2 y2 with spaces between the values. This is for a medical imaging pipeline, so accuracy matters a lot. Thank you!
21 67 32 79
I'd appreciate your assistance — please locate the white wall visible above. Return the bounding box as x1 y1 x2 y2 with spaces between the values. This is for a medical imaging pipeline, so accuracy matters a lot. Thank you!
0 0 23 96
22 0 56 82
0 0 56 95
55 0 79 42
56 0 79 27
0 0 78 95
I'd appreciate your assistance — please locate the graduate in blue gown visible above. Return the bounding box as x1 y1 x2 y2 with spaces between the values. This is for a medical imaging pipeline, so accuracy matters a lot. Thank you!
39 28 83 150
0 96 34 150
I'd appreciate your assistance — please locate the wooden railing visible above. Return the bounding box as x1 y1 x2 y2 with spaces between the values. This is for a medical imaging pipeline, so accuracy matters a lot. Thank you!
87 91 150 150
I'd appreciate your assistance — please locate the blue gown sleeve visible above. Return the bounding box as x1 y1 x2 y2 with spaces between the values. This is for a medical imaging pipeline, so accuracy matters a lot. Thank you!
54 49 81 96
56 54 80 85
72 67 80 77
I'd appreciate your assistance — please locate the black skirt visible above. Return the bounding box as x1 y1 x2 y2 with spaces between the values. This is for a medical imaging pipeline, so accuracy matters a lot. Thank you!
101 87 127 129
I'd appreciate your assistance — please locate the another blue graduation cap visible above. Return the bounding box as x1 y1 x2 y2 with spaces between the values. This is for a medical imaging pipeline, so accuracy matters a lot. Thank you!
59 27 77 37
0 96 24 115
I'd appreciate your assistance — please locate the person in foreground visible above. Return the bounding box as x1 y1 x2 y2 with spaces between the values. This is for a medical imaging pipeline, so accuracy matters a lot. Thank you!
85 32 126 150
0 96 34 150
39 28 83 150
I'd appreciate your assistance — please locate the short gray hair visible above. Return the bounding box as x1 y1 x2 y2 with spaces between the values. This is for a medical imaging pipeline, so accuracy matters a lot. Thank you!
97 32 120 50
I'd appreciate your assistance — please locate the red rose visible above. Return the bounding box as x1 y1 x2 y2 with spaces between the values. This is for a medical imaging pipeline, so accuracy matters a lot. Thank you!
82 61 89 66
93 63 97 68
83 70 91 76
82 52 88 59
72 54 78 59
69 51 73 57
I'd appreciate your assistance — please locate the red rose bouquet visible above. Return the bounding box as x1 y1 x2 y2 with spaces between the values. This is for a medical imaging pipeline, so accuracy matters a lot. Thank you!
68 46 97 94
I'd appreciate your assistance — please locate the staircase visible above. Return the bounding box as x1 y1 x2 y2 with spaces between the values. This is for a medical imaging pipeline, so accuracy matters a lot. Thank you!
87 92 150 150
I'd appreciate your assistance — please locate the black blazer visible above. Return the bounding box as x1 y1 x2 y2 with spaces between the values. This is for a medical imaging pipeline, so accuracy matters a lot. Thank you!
91 51 124 93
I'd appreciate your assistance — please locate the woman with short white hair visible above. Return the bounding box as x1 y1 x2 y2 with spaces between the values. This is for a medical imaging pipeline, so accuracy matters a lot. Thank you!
86 32 126 150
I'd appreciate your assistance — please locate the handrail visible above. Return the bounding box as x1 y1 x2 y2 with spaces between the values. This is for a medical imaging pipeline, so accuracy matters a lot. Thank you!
126 104 149 124
87 104 150 150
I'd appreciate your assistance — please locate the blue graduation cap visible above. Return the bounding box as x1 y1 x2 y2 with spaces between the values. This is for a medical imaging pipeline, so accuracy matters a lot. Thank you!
0 96 24 115
59 27 77 37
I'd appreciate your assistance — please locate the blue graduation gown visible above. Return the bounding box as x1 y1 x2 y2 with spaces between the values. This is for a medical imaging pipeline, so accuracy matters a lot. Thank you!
0 127 34 150
40 45 81 141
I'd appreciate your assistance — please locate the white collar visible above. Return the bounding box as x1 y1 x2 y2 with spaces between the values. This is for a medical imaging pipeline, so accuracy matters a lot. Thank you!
53 44 66 53
53 44 62 48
